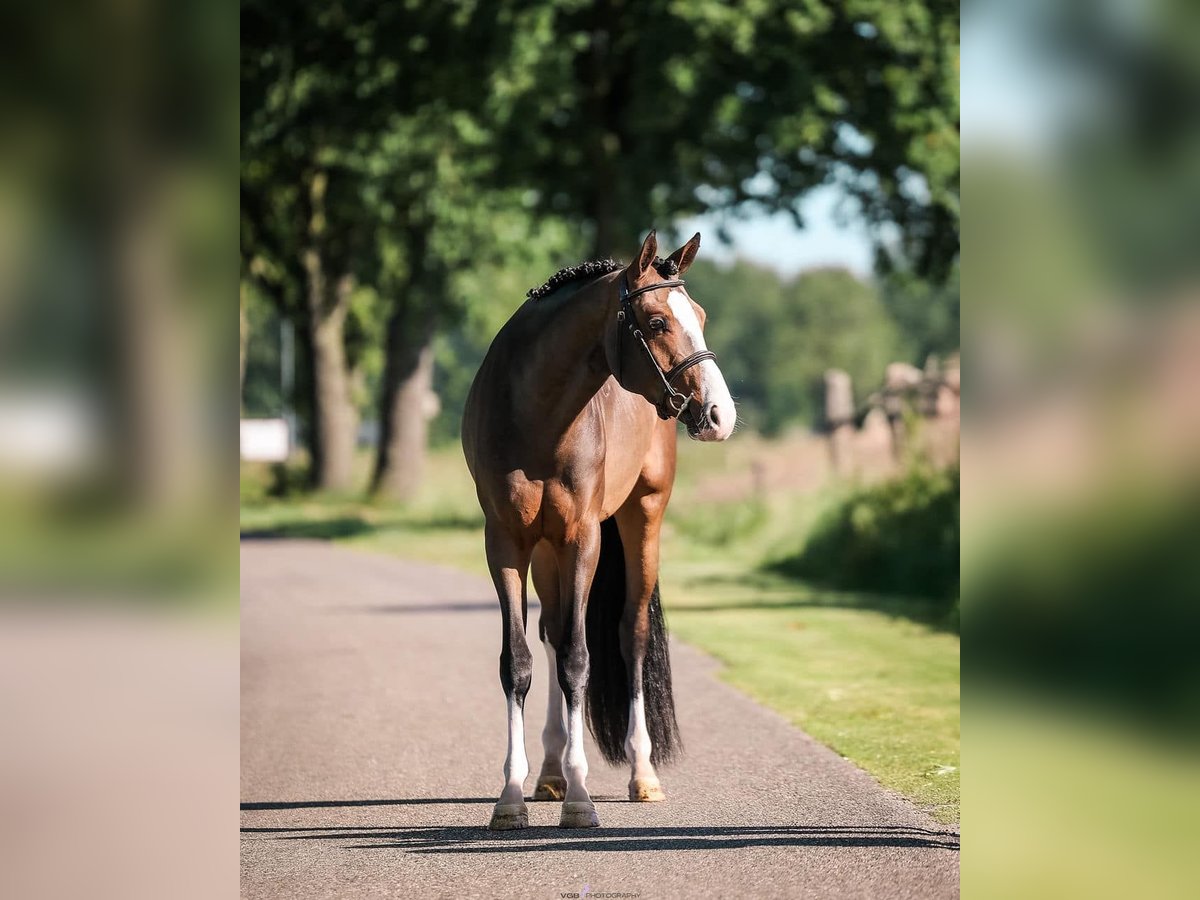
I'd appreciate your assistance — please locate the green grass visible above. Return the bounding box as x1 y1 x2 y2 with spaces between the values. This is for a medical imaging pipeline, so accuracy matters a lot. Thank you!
240 438 960 823
661 559 959 822
0 485 236 608
655 461 959 823
240 450 489 577
966 694 1200 898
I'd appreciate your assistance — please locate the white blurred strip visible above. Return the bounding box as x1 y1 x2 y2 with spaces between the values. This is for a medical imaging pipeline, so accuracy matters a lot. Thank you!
0 389 99 474
239 418 289 462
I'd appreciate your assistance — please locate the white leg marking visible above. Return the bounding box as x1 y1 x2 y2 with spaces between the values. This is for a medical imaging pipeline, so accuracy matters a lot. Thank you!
500 694 529 805
624 691 653 778
563 703 590 803
541 642 567 769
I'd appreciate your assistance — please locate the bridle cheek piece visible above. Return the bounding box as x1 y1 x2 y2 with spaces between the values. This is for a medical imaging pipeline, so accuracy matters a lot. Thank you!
617 276 717 423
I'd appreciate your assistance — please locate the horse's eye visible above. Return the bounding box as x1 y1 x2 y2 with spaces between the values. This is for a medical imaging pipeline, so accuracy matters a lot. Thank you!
649 317 668 333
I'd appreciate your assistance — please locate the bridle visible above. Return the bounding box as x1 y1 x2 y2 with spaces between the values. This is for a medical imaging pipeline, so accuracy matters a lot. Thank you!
616 274 717 422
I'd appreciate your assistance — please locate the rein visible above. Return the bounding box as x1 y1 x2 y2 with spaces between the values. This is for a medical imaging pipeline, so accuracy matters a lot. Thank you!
617 276 717 422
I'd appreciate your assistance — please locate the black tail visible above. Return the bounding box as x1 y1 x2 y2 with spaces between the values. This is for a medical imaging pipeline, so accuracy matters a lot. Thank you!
585 517 682 766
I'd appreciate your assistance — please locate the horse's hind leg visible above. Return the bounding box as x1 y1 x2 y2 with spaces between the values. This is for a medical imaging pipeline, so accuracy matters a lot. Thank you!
531 543 567 801
555 523 602 828
615 495 670 802
485 521 534 831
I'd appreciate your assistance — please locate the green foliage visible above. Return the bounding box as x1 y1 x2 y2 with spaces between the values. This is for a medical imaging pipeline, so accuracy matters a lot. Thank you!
240 0 961 467
427 254 915 441
968 485 1200 739
241 1 549 316
772 465 959 618
882 263 960 362
672 497 770 548
686 260 903 432
242 281 283 417
239 459 312 505
343 283 387 414
493 0 960 273
429 216 582 444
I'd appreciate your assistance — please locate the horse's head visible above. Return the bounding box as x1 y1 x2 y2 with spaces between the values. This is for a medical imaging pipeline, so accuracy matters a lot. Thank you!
610 230 736 441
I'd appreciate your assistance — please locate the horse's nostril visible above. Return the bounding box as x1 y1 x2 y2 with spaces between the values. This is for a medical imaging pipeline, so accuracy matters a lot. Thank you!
707 404 720 427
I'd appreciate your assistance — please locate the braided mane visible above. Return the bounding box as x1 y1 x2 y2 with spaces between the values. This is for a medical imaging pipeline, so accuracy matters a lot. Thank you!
526 258 624 301
526 256 680 302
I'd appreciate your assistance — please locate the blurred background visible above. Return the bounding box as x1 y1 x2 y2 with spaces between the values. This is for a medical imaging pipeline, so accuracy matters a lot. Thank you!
6 1 963 897
9 0 1199 894
1 1 237 899
962 1 1200 897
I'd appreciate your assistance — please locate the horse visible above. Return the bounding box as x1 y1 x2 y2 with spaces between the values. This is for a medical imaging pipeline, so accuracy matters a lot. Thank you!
461 230 735 830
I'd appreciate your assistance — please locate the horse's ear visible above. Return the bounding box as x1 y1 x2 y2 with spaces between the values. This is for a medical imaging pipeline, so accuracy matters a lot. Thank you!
635 230 658 275
667 232 701 275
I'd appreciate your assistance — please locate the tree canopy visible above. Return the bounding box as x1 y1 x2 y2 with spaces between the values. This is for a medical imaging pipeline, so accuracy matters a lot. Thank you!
240 0 960 489
490 0 959 275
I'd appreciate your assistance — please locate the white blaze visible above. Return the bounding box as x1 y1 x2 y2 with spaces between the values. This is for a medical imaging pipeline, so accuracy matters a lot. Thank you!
666 289 736 439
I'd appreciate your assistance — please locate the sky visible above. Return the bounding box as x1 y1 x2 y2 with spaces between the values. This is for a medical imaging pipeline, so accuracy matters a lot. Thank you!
679 183 877 280
690 7 993 283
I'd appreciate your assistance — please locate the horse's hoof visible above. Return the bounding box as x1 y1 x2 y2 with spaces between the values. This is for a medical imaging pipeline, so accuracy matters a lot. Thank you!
488 802 529 830
558 800 600 828
629 777 666 802
533 775 567 801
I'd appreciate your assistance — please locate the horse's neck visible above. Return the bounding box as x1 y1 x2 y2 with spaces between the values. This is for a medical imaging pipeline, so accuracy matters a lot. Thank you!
518 277 615 426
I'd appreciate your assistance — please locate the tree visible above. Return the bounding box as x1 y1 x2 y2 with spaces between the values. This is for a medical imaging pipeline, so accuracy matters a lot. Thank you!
241 1 382 491
241 1 526 493
242 0 960 493
491 0 959 277
883 263 960 363
685 261 901 432
776 268 903 426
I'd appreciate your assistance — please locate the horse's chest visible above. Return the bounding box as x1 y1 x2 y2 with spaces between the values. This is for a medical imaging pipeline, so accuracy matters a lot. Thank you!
598 390 657 515
488 387 655 534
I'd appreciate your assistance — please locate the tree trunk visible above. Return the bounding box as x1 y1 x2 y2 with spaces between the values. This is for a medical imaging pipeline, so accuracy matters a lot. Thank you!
585 6 627 258
239 281 249 401
304 247 357 493
115 180 200 516
371 307 436 501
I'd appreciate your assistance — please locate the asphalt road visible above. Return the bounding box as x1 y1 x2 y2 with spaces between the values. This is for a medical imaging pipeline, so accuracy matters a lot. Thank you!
241 539 959 899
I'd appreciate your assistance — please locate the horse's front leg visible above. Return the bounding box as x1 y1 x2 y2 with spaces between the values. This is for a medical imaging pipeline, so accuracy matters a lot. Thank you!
555 521 602 828
485 522 534 831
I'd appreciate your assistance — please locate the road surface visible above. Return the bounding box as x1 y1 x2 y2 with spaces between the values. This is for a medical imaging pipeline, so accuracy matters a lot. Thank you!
241 539 958 899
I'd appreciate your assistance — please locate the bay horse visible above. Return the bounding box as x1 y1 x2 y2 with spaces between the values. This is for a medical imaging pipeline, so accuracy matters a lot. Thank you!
461 230 735 830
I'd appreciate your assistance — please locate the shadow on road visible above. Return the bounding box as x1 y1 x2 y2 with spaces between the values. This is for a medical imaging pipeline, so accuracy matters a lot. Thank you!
239 510 483 544
674 570 957 632
240 517 378 542
351 601 540 615
241 798 498 810
241 822 959 853
242 794 629 811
